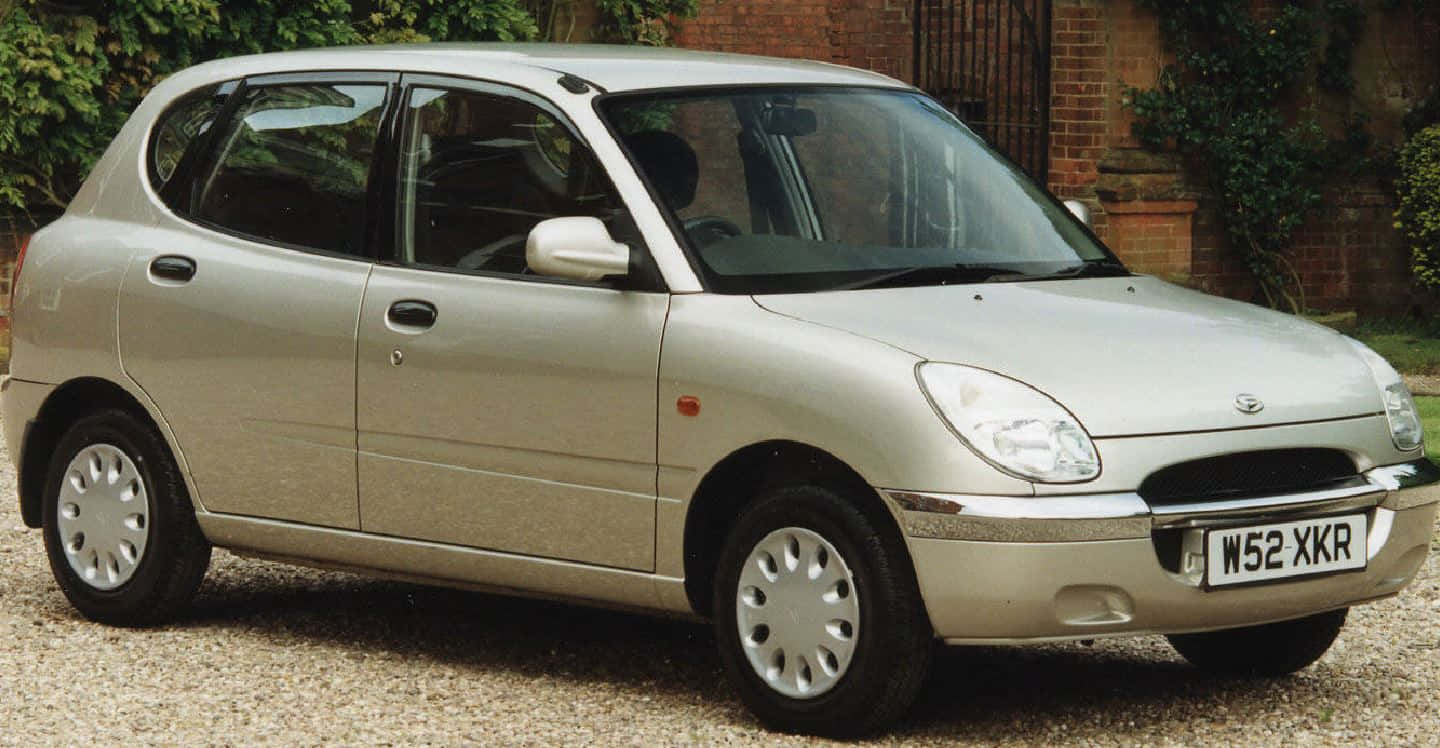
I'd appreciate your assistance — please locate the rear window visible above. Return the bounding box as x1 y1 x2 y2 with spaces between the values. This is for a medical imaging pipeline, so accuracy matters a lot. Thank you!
190 83 388 256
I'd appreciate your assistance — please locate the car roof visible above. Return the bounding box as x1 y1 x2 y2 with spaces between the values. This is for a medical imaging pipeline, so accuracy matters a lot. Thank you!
171 43 909 94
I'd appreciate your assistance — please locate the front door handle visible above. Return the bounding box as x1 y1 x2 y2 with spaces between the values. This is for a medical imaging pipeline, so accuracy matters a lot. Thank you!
387 300 438 329
150 255 197 283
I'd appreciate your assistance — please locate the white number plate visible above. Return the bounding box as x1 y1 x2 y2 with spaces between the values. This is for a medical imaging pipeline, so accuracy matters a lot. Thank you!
1205 515 1367 588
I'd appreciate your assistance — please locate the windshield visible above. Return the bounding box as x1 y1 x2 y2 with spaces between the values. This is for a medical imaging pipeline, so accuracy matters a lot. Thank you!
601 87 1122 293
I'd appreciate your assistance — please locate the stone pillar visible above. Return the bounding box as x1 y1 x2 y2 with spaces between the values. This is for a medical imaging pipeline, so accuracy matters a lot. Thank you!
1095 149 1198 281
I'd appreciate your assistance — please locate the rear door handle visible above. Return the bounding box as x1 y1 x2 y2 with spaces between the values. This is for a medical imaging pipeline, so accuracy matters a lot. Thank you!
149 255 197 283
387 300 438 329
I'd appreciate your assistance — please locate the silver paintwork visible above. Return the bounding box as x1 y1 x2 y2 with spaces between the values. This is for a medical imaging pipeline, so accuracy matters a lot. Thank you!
196 510 688 614
526 217 633 282
2 46 1435 651
1062 199 1090 226
356 266 667 570
117 229 371 529
754 277 1399 439
57 444 150 590
736 527 859 699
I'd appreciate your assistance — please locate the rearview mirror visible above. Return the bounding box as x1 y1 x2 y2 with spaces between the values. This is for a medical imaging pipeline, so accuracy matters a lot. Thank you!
527 217 630 282
1063 200 1091 227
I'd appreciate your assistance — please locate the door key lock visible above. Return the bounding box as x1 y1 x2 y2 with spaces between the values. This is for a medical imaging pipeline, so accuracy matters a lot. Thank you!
390 349 404 366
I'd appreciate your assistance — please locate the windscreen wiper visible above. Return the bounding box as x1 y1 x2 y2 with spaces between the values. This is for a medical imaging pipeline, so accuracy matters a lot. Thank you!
983 258 1130 283
838 264 1026 291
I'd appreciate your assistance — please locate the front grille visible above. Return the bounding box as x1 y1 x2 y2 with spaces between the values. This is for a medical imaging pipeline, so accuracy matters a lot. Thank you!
1139 448 1358 505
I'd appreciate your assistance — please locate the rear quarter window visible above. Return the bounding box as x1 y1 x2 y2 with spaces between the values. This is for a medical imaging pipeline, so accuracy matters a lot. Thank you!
148 85 227 196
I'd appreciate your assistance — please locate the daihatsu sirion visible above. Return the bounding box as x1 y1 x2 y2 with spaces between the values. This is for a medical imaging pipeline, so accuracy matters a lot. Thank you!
5 45 1437 737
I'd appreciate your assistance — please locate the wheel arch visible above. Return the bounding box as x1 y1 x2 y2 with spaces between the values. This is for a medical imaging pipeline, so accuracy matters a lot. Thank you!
680 439 915 618
18 377 164 529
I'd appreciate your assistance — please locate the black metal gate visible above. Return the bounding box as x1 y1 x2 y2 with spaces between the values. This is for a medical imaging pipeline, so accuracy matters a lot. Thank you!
913 0 1052 179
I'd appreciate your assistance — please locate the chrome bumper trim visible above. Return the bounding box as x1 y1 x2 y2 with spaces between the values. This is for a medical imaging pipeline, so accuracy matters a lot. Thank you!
884 458 1440 542
886 490 1150 542
1369 458 1440 510
1147 478 1382 529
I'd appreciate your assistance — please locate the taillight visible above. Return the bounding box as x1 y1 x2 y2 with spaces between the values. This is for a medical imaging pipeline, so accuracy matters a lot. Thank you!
10 234 28 315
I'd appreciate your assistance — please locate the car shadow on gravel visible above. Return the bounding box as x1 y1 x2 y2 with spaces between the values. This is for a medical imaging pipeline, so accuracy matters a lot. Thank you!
181 555 1352 739
185 558 735 700
900 645 1286 738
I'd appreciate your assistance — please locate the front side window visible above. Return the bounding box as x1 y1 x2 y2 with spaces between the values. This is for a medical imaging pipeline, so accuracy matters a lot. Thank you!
396 87 632 276
193 83 388 256
603 87 1121 293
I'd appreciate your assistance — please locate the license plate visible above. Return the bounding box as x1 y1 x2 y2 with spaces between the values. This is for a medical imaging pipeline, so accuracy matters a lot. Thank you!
1205 515 1367 588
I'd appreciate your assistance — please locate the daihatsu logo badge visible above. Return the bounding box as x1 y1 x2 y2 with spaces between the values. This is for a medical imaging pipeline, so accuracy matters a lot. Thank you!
1234 393 1264 414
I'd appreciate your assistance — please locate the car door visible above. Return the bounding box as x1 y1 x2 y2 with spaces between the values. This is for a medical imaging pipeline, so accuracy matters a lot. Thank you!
119 72 398 528
355 76 668 571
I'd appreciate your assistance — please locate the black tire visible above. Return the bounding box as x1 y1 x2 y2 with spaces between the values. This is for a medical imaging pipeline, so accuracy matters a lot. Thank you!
41 408 211 626
1167 608 1348 676
713 483 932 737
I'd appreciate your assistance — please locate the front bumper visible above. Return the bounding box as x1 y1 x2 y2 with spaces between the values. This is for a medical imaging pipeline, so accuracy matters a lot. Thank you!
886 459 1440 643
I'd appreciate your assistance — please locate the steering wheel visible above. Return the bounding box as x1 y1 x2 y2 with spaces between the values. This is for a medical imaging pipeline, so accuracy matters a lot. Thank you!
682 215 743 246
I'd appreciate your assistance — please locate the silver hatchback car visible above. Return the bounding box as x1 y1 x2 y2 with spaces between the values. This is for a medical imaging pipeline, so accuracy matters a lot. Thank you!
6 44 1437 737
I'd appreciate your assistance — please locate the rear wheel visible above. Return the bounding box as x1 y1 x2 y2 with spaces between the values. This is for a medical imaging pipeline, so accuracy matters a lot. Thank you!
713 483 932 737
1167 608 1347 676
42 409 211 626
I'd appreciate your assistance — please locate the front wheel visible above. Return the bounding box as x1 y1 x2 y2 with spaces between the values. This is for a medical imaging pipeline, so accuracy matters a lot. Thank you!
713 484 932 737
42 409 212 626
1167 608 1347 676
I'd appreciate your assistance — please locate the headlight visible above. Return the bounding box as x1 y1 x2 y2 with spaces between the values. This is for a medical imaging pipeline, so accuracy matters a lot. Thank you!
917 363 1100 482
1346 338 1424 452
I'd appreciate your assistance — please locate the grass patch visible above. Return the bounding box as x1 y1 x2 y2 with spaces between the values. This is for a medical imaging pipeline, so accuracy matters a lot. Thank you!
1324 317 1440 376
1352 333 1440 376
1418 396 1440 461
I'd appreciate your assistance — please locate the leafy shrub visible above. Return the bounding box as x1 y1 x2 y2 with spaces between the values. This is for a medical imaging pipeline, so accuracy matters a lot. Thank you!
0 0 696 215
1126 0 1364 313
593 0 696 45
1396 125 1440 290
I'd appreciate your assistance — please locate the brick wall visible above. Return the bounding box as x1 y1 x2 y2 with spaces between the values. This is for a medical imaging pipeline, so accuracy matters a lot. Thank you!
1291 187 1415 313
1045 0 1427 311
1046 1 1107 238
674 0 915 83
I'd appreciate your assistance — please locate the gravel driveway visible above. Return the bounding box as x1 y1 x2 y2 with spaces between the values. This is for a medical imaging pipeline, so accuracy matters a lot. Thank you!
2 434 1438 745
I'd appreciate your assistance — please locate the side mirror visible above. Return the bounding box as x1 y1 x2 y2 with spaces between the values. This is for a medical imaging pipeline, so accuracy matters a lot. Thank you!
526 217 630 282
1063 199 1091 227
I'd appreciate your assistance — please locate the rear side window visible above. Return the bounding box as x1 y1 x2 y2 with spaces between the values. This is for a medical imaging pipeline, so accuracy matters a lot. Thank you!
192 83 388 256
148 85 226 192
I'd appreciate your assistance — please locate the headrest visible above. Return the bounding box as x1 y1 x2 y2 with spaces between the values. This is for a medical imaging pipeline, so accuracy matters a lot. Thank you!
624 130 698 211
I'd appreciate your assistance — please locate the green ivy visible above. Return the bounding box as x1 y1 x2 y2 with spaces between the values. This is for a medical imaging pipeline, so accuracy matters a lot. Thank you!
1396 125 1440 289
1126 0 1364 313
0 0 699 214
593 0 697 45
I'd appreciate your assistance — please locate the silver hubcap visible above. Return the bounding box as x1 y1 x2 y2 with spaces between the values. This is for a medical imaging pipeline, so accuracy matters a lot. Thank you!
736 527 860 699
56 444 150 590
